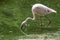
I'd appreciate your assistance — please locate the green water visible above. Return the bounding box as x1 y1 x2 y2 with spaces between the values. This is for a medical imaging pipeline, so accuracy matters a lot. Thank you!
0 0 60 40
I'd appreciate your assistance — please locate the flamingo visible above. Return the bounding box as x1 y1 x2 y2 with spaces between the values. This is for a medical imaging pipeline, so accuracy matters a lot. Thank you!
20 3 57 30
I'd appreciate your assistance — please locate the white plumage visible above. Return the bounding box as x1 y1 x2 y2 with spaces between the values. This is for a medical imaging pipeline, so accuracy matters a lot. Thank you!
20 3 57 29
32 4 56 16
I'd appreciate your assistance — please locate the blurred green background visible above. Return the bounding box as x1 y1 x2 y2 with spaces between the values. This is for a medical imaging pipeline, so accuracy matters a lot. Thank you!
0 0 60 40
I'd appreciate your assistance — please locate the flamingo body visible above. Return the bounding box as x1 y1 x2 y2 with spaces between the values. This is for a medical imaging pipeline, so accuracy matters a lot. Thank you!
20 3 57 30
32 4 56 16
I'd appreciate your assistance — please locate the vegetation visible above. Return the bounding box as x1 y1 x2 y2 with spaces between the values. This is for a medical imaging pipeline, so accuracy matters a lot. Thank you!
0 0 60 40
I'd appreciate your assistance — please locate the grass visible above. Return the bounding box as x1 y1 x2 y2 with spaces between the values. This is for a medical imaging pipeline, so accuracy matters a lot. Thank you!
0 0 60 40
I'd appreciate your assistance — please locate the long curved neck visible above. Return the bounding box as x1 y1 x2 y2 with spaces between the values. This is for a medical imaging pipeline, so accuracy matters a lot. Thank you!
23 13 36 24
25 17 34 22
20 13 36 29
21 17 35 27
25 13 36 22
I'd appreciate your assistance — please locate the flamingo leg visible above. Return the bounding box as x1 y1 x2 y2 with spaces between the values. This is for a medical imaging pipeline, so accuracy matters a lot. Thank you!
40 16 43 28
45 15 51 27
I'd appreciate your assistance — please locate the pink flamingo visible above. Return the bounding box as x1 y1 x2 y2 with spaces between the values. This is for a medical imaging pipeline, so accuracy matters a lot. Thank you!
20 3 57 29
